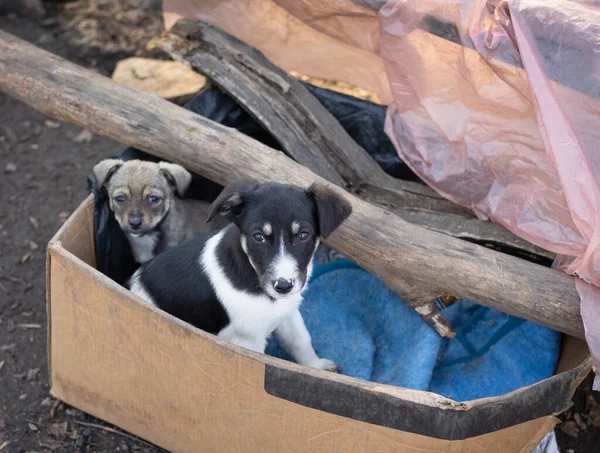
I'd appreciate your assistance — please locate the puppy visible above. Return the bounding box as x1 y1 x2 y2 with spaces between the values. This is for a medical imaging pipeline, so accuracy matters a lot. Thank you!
93 158 227 264
127 180 352 371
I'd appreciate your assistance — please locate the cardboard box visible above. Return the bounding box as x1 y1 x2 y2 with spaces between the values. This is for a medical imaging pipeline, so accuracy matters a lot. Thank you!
47 195 592 453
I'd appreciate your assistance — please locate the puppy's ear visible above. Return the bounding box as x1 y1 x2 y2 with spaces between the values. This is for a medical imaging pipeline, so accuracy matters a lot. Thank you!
92 159 123 188
158 162 192 196
207 179 259 223
307 183 352 239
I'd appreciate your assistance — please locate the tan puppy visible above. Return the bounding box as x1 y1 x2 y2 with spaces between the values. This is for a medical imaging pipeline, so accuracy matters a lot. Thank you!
93 159 226 264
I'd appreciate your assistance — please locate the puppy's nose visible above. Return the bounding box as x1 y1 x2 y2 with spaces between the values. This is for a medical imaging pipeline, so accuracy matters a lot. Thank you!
128 216 142 230
274 278 293 294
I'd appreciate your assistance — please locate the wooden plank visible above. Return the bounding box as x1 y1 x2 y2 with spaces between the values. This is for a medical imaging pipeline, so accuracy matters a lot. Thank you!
0 29 583 338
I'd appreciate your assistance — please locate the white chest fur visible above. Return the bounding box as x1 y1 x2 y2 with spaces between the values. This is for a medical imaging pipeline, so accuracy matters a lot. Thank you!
200 228 303 352
127 232 160 264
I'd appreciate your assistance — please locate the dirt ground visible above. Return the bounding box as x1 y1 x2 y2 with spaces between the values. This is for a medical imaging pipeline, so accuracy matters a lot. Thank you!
0 1 598 452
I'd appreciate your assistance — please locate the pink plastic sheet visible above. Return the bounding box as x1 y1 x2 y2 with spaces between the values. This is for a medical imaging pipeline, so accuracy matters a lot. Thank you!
163 0 600 387
379 0 600 387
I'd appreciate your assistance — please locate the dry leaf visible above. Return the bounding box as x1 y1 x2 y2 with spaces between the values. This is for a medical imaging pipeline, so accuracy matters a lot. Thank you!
559 420 580 437
0 441 11 451
44 120 60 129
29 216 39 229
4 163 17 173
20 252 31 264
72 129 93 144
0 361 4 371
29 423 39 431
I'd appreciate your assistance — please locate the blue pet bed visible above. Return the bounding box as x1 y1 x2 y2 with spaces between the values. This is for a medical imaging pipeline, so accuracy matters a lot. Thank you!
266 259 561 402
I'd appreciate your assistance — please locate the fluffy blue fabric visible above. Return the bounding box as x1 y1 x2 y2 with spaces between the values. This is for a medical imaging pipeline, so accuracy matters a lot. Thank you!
265 260 561 401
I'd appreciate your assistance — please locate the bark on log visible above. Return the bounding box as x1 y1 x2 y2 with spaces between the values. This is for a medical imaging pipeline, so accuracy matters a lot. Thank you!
0 30 584 338
158 19 553 262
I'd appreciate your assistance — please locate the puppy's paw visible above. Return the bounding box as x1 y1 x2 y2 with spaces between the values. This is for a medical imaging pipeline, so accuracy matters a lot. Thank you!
311 358 340 373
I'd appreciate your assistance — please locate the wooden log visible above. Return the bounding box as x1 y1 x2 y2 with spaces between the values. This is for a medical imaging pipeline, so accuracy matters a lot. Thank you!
0 29 584 338
158 19 553 262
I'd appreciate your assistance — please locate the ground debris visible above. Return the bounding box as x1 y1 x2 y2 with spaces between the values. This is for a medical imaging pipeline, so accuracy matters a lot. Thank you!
1 126 17 149
49 400 62 419
74 421 155 448
49 421 68 438
40 438 68 451
58 211 71 223
16 121 42 142
28 217 39 229
72 129 93 144
17 323 42 329
27 368 41 381
44 120 61 129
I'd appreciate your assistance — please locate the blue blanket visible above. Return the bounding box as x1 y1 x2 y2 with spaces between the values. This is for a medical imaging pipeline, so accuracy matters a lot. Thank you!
265 259 561 402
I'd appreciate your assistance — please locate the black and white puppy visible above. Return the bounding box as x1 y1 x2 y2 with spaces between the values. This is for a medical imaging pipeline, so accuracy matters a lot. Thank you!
127 180 352 371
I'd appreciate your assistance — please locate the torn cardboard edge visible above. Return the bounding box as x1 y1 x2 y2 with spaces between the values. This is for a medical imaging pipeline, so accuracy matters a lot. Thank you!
45 195 591 451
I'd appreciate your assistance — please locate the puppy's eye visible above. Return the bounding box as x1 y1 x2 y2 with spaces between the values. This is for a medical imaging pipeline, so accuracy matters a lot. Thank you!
148 195 161 204
298 231 310 241
252 233 266 243
114 195 126 203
